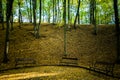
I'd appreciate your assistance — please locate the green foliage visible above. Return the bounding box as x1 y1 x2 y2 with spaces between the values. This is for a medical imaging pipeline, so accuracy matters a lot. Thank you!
1 0 120 24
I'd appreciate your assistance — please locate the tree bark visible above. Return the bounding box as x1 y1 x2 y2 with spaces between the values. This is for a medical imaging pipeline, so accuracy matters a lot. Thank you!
53 0 55 23
55 0 57 23
113 0 120 63
90 0 97 35
90 0 93 24
74 0 80 29
3 0 14 63
56 0 59 23
36 0 42 38
63 0 67 55
0 0 2 23
32 0 37 38
0 0 4 30
25 0 30 23
68 0 70 25
10 11 13 30
48 2 51 23
42 0 44 22
18 0 22 28
30 0 32 23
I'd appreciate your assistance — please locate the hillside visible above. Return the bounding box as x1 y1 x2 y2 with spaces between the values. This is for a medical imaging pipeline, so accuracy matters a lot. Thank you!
0 23 120 79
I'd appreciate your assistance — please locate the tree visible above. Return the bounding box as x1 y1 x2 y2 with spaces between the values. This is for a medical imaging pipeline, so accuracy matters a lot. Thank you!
25 0 31 23
68 0 70 25
0 0 2 23
36 0 42 38
74 0 81 29
53 0 55 23
18 0 22 28
0 0 4 30
32 0 37 38
48 1 51 23
90 0 97 35
30 0 32 23
113 0 120 63
55 0 57 23
3 0 14 63
63 0 67 55
10 11 13 30
42 0 44 22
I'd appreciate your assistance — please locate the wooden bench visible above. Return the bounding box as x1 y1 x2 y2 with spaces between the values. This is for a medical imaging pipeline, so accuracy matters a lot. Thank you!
15 58 36 67
89 61 115 76
60 57 78 66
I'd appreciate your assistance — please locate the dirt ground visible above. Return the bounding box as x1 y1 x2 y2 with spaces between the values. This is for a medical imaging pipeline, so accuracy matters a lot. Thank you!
0 66 118 80
0 23 120 80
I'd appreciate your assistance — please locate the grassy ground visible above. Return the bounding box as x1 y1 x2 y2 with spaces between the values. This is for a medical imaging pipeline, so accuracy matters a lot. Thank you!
0 23 120 80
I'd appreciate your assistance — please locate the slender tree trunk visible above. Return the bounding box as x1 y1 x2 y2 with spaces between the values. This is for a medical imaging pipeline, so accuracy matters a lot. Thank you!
32 0 37 38
3 0 14 63
2 11 4 30
74 0 80 29
18 0 22 28
90 0 97 35
53 0 55 23
55 0 57 23
25 0 30 23
42 0 44 22
93 0 97 35
70 0 73 24
78 11 80 24
36 0 42 38
113 0 120 63
98 12 100 24
77 0 80 24
0 0 4 30
0 0 2 23
10 11 13 30
63 0 67 55
48 4 50 23
68 0 70 25
57 0 59 23
90 0 93 24
30 0 32 23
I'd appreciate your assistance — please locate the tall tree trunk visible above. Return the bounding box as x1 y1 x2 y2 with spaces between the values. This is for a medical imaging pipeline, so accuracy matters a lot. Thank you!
78 12 80 24
53 0 55 23
42 0 44 22
90 0 93 24
68 0 70 25
2 10 4 30
113 0 120 63
25 0 30 23
55 0 57 23
77 0 80 24
18 0 22 28
30 0 32 23
48 4 51 23
93 0 97 35
63 0 67 55
74 0 80 29
0 0 4 30
3 0 14 63
32 0 37 38
90 0 97 35
0 0 2 23
70 0 73 24
10 11 13 30
36 0 42 38
57 0 59 23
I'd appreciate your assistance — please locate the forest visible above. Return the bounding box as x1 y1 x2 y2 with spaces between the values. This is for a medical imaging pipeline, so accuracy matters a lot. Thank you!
0 0 120 80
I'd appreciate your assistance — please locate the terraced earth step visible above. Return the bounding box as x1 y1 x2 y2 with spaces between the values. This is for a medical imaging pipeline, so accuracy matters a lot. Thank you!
15 58 36 67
